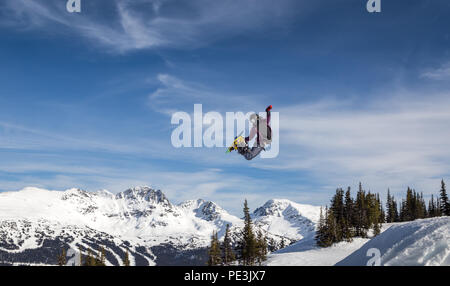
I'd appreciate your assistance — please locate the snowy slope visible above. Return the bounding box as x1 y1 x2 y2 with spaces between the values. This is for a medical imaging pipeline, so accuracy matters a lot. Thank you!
0 187 320 265
267 217 450 266
178 199 243 237
266 238 371 266
265 223 392 266
336 217 450 266
0 218 156 266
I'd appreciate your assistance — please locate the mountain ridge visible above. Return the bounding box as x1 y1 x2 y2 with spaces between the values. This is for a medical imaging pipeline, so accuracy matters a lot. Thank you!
0 186 321 265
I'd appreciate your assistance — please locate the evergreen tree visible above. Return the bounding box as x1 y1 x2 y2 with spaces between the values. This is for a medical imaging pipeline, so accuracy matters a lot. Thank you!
374 194 382 235
344 188 354 224
419 192 427 218
436 199 442 217
355 183 368 237
329 188 345 241
83 249 95 266
98 247 106 266
403 188 415 221
428 195 436 217
399 199 406 222
377 193 385 223
343 188 354 241
122 250 130 266
268 237 277 252
392 197 399 222
78 246 83 266
84 250 105 266
315 207 326 247
279 237 286 249
428 194 441 217
342 219 353 242
88 249 94 266
240 200 257 265
255 230 268 265
400 188 431 221
365 192 381 236
374 197 382 236
330 188 345 222
222 224 235 265
317 206 333 247
412 191 426 219
440 180 450 216
208 231 222 266
386 189 395 223
57 248 66 266
323 206 338 244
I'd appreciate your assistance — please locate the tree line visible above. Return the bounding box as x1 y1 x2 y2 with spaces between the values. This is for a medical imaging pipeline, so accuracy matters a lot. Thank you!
207 200 269 266
316 180 450 248
56 180 450 264
57 246 131 266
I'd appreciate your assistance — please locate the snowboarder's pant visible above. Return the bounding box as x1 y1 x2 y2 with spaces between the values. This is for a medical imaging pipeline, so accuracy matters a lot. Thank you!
239 146 264 161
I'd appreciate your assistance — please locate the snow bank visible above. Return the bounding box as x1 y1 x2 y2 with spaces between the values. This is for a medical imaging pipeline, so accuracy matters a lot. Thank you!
336 217 450 266
265 237 370 266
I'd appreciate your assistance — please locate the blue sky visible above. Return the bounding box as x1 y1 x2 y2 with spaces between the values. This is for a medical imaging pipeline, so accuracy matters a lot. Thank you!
1 0 450 215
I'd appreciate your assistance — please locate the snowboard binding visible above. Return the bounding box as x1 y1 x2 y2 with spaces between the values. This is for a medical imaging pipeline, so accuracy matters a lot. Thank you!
226 136 247 153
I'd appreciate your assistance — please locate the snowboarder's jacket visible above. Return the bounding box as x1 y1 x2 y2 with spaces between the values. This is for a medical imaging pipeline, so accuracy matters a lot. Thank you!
245 107 272 147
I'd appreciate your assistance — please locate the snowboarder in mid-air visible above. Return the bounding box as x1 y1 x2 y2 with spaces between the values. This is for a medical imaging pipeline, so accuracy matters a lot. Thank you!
227 105 272 160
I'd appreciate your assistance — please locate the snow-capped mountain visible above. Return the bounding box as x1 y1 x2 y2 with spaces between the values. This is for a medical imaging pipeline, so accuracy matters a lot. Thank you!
178 199 242 237
253 199 320 241
0 187 321 266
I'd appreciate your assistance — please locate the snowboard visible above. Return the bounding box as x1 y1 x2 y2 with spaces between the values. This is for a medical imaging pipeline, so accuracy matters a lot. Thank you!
226 131 245 153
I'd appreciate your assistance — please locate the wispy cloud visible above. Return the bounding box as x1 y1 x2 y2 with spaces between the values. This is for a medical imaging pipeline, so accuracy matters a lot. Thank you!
257 92 450 198
420 62 450 80
0 157 283 215
0 118 282 215
148 73 264 115
0 120 160 155
1 0 304 53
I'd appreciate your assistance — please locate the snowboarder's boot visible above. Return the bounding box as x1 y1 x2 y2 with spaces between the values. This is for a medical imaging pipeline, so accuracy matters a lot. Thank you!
226 136 247 153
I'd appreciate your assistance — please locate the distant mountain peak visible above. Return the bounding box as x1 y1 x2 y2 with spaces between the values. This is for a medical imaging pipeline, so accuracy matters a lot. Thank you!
94 189 114 197
253 199 296 216
116 186 171 206
197 201 224 221
61 188 92 200
179 199 228 222
253 199 321 223
178 199 206 209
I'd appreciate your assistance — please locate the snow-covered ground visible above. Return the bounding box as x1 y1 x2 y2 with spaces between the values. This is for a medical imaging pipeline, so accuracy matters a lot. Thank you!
336 217 450 266
267 217 450 266
265 237 370 266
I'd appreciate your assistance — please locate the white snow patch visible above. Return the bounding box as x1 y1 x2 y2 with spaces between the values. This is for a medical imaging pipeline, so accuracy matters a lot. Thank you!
336 217 450 266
